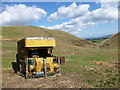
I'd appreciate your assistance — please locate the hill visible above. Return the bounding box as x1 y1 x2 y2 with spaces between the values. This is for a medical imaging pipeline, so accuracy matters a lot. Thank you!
2 26 118 88
2 25 96 49
2 25 96 68
96 32 119 49
86 34 113 40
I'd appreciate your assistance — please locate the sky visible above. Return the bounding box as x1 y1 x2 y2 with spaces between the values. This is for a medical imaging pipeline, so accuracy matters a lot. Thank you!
0 0 119 38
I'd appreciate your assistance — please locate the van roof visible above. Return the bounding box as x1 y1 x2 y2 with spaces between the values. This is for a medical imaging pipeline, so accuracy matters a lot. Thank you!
25 37 55 40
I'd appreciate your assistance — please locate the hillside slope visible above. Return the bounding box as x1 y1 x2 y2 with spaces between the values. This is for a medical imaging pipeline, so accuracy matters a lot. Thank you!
2 25 95 48
2 26 118 88
96 32 119 49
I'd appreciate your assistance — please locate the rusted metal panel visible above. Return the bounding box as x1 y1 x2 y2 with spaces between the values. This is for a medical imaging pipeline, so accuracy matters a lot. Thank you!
53 56 65 64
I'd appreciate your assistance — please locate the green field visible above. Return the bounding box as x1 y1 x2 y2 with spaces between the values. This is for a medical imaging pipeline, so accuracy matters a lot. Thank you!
89 39 105 43
2 26 119 88
59 49 118 88
2 40 118 88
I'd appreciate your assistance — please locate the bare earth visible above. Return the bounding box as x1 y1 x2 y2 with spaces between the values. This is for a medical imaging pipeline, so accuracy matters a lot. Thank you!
2 68 91 88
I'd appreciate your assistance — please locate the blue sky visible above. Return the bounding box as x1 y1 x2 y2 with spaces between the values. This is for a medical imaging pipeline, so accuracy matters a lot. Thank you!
1 1 118 38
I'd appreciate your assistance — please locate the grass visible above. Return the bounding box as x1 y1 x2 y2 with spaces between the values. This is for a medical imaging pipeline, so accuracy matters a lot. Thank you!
96 32 119 49
2 26 95 48
89 39 105 43
2 41 118 88
1 25 95 68
2 41 17 68
59 48 118 88
1 26 119 88
61 53 117 72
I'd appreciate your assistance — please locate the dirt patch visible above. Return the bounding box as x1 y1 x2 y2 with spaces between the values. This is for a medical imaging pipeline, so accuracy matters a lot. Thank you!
2 59 118 88
53 51 91 55
2 68 88 88
92 60 105 65
90 59 118 67
0 38 17 41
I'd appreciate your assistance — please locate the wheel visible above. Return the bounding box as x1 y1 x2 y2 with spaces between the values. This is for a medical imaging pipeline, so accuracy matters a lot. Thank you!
12 62 18 73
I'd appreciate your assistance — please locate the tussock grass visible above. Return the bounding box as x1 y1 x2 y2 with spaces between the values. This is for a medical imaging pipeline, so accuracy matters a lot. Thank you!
2 26 119 88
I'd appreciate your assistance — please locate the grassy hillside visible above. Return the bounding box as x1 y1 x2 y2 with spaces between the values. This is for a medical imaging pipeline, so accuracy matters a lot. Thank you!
2 25 95 48
96 32 119 49
89 39 105 44
2 25 95 68
2 26 118 88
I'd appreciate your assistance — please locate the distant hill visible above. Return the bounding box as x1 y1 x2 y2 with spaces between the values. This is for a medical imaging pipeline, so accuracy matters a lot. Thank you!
96 32 119 49
86 34 113 44
2 25 96 49
86 34 113 40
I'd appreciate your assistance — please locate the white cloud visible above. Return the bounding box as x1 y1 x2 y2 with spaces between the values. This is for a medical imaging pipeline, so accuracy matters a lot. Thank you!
42 2 118 36
0 4 47 26
47 3 90 22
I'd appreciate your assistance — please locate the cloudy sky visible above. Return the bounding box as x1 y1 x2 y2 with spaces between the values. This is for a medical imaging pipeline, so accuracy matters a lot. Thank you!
1 0 119 38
